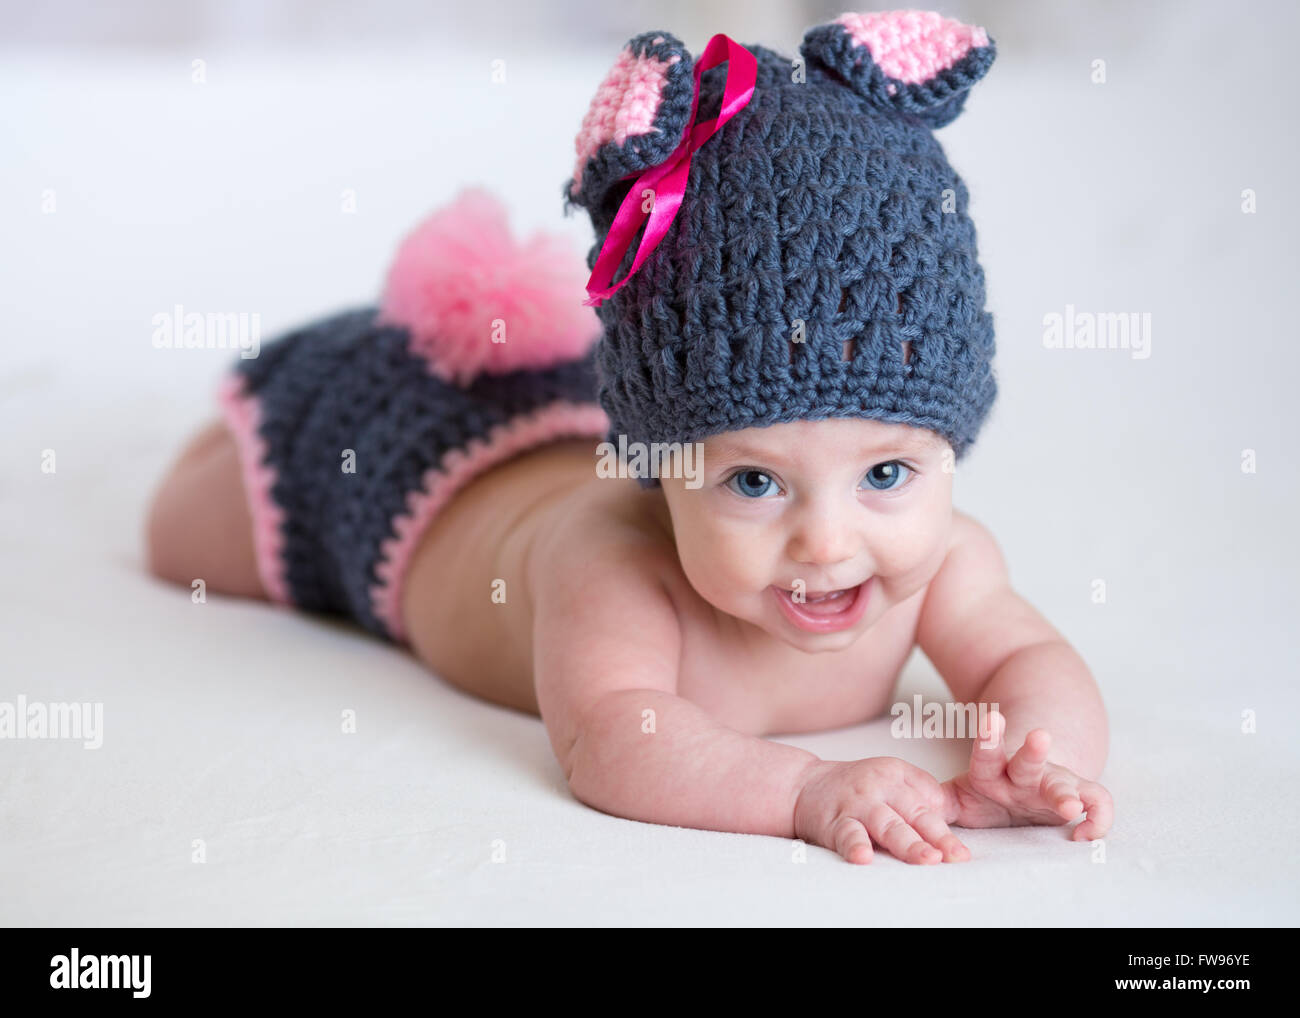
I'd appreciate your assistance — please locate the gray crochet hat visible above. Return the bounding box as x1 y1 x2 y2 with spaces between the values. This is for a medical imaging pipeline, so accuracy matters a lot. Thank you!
562 10 998 487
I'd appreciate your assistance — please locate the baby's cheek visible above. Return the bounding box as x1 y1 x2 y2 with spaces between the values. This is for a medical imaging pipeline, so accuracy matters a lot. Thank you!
874 514 949 584
712 526 771 583
687 520 772 592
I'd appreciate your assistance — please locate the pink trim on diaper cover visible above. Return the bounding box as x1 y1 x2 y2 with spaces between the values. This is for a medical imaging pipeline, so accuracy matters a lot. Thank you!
836 10 989 85
216 372 291 604
370 400 611 644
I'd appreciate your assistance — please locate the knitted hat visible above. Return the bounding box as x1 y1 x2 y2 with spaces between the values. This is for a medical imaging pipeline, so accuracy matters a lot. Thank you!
561 10 998 487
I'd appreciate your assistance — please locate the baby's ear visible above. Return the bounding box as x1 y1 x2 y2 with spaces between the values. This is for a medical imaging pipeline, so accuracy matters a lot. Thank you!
799 10 994 128
562 31 696 216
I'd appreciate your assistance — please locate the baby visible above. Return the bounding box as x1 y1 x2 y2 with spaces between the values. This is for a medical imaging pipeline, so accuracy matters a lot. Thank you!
145 10 1112 865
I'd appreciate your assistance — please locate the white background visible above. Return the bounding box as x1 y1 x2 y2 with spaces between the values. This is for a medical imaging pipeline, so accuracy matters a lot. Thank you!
2 0 1297 925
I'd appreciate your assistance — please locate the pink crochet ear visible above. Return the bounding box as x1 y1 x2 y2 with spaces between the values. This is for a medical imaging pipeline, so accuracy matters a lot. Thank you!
563 30 696 213
800 9 995 128
377 187 600 385
838 10 988 84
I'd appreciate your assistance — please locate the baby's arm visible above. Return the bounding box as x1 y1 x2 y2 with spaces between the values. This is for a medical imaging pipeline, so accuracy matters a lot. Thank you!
531 546 818 838
530 542 971 864
916 511 1113 837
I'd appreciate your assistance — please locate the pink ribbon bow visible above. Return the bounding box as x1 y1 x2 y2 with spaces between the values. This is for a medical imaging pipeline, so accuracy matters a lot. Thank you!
583 33 758 307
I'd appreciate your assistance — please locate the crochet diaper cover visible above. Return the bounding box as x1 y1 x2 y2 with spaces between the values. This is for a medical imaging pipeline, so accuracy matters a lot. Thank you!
215 189 610 643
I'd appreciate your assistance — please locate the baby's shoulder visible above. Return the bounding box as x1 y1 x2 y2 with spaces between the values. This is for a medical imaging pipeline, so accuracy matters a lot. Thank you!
943 508 1008 569
526 479 681 607
915 507 1013 642
525 481 687 702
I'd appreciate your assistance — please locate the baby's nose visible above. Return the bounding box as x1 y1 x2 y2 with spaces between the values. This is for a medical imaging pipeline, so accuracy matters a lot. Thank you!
787 512 858 567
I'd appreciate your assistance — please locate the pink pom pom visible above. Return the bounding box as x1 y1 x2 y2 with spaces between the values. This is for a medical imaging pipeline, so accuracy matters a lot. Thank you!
377 186 600 385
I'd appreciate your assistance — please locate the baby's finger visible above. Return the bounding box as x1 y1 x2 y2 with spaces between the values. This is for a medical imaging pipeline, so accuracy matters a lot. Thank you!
1070 780 1114 841
1006 729 1051 788
905 806 972 862
1041 772 1084 819
830 815 874 865
968 709 1006 784
864 803 941 865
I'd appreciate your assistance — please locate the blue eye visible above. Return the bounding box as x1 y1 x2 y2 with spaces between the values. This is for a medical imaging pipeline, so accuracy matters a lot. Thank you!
726 469 780 498
861 461 910 491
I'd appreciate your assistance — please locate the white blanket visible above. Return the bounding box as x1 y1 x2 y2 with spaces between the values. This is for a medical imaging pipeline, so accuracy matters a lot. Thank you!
2 13 1297 925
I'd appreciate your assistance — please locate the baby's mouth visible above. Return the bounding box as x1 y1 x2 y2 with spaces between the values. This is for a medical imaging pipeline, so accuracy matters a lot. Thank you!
770 579 872 633
778 583 861 616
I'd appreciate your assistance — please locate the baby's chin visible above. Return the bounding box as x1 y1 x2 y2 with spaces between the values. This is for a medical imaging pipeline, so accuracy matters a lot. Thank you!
766 616 870 653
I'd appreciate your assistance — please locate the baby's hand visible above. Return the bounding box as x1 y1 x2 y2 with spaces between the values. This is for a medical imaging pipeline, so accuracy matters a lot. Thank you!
941 709 1113 840
793 757 971 865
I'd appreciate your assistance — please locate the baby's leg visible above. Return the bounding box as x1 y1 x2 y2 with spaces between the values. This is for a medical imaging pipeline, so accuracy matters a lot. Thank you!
144 419 266 600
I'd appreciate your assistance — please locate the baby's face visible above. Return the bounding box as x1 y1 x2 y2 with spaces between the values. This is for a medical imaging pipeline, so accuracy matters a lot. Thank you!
658 417 954 652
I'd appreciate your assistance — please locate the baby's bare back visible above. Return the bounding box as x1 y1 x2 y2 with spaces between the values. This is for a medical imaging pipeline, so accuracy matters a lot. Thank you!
402 439 923 735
